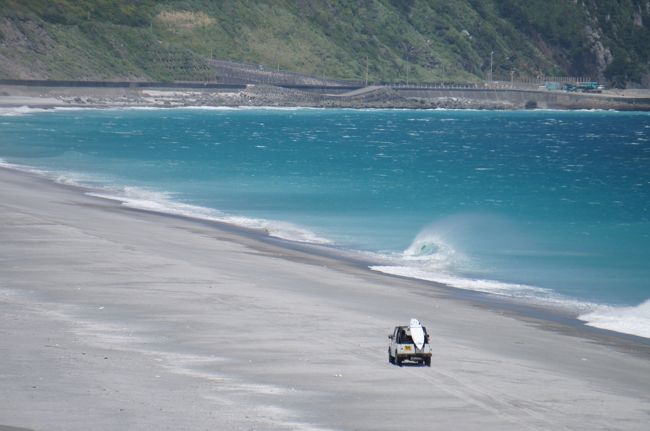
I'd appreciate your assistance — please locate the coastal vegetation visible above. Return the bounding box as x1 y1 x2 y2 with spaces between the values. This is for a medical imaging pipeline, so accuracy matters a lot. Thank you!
0 0 648 87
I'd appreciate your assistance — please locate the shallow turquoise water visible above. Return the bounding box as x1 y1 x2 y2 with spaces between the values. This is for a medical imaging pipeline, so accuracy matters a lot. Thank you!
1 107 649 335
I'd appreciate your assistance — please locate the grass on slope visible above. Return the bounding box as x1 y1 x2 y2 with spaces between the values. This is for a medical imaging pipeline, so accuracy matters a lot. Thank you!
0 0 648 85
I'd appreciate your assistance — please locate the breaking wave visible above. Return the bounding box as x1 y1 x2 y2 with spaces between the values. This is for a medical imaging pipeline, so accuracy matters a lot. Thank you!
402 233 468 271
371 223 650 339
579 300 650 339
86 187 332 245
371 216 511 287
3 157 649 339
371 232 554 300
0 158 50 175
0 158 331 245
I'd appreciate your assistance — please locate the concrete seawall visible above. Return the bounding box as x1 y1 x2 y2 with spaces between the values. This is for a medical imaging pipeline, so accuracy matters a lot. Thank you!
1 79 649 110
395 88 650 110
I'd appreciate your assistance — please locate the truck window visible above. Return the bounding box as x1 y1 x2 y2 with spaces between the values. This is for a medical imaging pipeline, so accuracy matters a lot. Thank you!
397 330 414 344
397 327 429 344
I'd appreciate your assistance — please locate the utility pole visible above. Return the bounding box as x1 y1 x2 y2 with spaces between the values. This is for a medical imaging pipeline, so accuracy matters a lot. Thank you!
406 53 409 86
489 51 494 83
321 55 328 82
365 55 369 87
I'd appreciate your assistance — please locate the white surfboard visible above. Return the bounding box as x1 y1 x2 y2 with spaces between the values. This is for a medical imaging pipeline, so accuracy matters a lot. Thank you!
410 318 425 350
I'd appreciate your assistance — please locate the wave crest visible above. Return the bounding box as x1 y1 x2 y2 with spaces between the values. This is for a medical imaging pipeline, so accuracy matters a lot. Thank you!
371 223 596 319
402 233 468 273
370 229 547 297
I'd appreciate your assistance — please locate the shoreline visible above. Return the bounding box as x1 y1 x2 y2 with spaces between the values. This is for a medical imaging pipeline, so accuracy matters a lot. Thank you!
0 150 650 346
1 164 650 430
2 146 649 344
2 165 650 349
3 82 650 111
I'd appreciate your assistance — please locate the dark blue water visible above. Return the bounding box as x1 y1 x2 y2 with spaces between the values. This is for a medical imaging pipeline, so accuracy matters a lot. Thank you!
1 107 649 336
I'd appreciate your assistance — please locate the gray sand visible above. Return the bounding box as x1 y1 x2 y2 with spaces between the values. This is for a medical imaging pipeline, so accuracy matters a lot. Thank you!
1 167 649 430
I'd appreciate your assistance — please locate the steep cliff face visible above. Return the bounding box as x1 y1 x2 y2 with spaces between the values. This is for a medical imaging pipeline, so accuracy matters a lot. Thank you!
0 0 648 87
491 0 650 86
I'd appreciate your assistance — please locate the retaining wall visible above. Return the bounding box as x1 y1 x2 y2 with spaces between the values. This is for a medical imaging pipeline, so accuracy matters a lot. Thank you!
395 88 650 110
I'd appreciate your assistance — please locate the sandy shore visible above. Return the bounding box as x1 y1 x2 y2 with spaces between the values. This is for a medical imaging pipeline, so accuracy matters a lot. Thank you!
1 166 649 430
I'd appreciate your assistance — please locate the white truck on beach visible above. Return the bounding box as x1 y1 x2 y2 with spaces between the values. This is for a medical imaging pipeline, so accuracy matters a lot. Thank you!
388 319 432 367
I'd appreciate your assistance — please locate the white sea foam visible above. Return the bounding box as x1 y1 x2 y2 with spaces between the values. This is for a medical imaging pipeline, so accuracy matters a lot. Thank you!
401 232 467 272
579 300 650 339
0 158 104 188
372 231 650 338
375 234 547 298
370 228 554 299
0 106 87 116
180 106 240 111
86 187 332 245
370 222 613 329
372 265 536 294
107 105 323 113
0 106 51 116
0 158 48 175
1 158 331 245
0 158 16 169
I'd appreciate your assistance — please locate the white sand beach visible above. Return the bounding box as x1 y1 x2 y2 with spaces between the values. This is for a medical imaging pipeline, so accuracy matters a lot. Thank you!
1 166 649 430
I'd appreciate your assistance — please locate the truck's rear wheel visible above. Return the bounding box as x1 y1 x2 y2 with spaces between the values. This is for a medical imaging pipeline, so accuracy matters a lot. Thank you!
388 349 394 364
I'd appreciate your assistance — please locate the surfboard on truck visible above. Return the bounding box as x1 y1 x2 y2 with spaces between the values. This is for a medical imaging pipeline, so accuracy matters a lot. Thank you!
409 318 425 350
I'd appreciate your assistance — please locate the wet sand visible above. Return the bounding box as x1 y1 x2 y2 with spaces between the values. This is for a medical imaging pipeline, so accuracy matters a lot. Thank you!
1 166 649 430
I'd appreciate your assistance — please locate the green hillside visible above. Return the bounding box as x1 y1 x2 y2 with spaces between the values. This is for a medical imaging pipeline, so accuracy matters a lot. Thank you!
0 0 648 87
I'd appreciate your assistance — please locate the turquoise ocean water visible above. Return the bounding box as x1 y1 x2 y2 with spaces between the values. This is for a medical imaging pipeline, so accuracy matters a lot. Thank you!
1 106 649 337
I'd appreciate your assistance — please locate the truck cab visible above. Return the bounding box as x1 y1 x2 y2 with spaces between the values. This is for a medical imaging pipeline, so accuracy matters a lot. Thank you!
388 324 432 366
